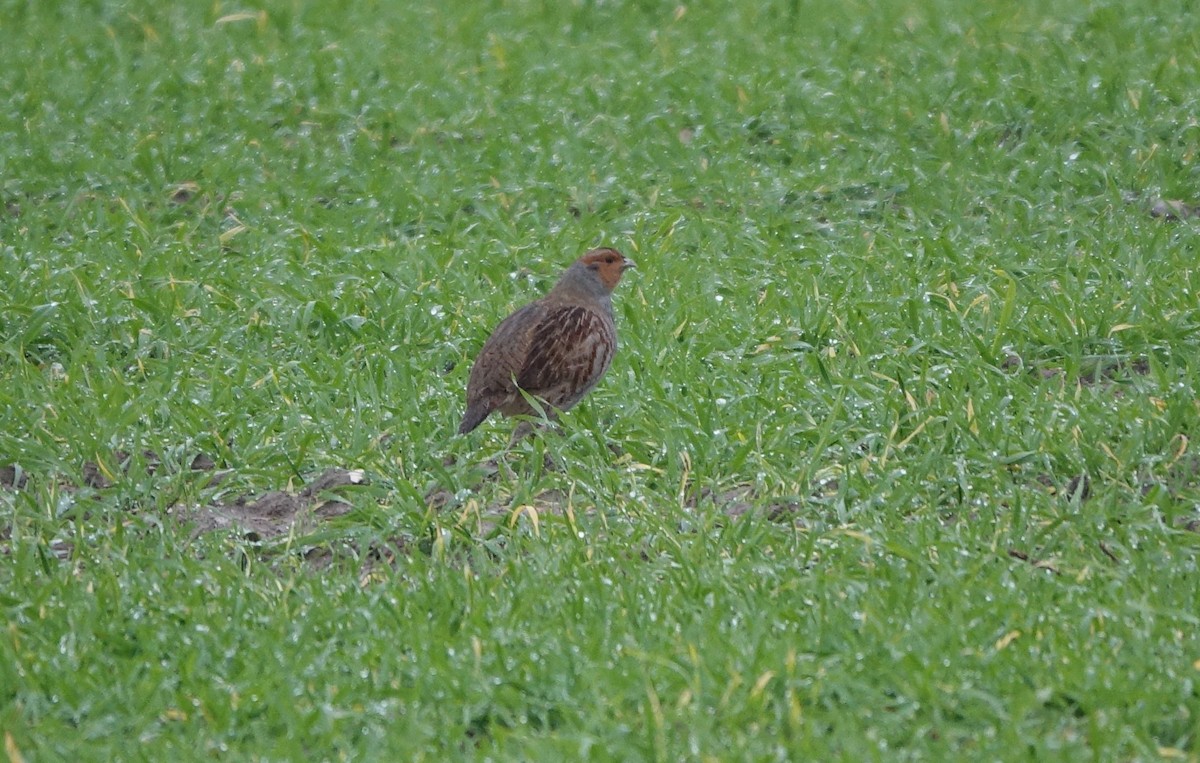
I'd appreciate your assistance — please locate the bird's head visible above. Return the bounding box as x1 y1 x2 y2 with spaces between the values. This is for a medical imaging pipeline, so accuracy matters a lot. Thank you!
578 247 636 292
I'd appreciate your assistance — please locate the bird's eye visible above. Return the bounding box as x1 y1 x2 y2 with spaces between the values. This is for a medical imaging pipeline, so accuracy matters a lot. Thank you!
605 256 615 263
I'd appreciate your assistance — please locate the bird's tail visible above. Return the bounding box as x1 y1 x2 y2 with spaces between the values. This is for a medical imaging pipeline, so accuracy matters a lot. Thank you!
458 404 490 434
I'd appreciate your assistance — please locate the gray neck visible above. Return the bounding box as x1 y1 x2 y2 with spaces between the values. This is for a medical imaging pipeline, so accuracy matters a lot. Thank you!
551 263 615 308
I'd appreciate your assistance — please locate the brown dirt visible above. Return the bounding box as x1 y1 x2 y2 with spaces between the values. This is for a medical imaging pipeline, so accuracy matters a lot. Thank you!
1149 198 1200 221
1031 454 1200 530
170 467 366 541
1007 548 1059 574
1 453 368 562
686 484 804 523
4 443 821 573
1006 352 1151 388
446 488 575 538
0 465 28 490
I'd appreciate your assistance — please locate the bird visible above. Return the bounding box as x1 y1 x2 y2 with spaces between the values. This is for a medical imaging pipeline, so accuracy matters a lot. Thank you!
459 247 636 435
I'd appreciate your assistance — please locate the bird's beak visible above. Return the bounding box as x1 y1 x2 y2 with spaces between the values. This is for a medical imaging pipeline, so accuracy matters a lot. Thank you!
622 257 637 271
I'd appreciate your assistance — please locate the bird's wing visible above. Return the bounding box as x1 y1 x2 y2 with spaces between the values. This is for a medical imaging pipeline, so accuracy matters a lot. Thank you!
465 302 546 404
516 305 614 396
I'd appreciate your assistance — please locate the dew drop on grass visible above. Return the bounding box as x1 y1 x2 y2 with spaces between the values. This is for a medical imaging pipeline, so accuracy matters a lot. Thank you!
430 305 444 318
54 493 75 518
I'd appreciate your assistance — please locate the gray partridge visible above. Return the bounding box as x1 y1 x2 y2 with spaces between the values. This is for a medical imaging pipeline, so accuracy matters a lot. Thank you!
459 247 636 435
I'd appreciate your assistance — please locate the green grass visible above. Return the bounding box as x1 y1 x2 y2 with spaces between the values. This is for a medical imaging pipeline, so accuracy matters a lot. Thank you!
3 0 1200 758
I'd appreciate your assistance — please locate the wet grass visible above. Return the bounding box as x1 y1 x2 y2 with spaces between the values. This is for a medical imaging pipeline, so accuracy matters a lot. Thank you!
3 0 1200 759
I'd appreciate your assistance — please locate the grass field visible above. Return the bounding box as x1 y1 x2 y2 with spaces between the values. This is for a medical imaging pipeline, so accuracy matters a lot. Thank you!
3 0 1200 759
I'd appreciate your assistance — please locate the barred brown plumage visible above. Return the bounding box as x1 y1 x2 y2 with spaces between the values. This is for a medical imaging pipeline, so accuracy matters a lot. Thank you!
458 248 636 435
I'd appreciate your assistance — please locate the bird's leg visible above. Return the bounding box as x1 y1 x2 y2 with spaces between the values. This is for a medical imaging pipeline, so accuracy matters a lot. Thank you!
507 408 561 446
508 420 536 445
504 415 565 472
